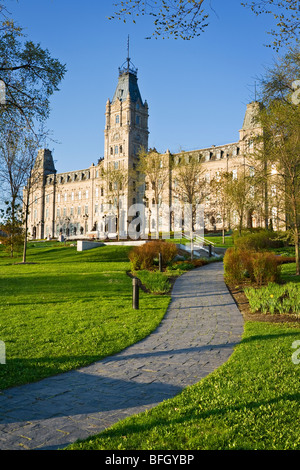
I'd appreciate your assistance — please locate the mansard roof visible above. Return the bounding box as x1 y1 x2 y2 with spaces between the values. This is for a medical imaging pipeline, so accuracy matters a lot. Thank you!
112 64 144 105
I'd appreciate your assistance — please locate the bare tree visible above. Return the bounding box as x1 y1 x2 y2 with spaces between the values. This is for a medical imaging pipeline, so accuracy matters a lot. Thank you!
209 171 232 244
103 161 129 240
0 123 49 260
137 148 170 238
242 0 300 50
110 0 299 48
172 152 206 258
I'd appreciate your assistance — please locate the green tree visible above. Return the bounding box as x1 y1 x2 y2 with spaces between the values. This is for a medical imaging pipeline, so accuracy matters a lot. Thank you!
258 100 300 275
225 168 254 236
0 201 24 257
0 2 66 131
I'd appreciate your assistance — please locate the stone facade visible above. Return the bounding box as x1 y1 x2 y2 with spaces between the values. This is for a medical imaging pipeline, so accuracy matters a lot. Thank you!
25 57 269 240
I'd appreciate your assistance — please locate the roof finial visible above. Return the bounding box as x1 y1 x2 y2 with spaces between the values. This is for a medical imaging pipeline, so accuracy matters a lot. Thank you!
127 35 130 71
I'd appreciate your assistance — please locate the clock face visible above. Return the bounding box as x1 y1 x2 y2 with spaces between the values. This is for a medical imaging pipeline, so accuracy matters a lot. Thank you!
113 133 120 141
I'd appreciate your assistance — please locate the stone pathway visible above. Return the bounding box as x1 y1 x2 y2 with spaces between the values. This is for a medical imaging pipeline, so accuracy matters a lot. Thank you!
0 262 244 450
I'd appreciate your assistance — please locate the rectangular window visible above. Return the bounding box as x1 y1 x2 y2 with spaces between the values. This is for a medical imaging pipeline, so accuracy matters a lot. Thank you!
78 206 81 216
64 193 67 202
57 208 60 217
86 190 89 199
78 190 81 200
85 206 88 215
71 192 74 201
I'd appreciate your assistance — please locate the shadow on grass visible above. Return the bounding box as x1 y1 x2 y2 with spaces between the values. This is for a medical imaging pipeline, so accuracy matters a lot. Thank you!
82 389 300 450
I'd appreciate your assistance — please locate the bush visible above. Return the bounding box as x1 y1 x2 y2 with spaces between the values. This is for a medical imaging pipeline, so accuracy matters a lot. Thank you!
128 241 178 271
233 230 284 251
224 247 281 286
251 251 281 286
224 248 246 284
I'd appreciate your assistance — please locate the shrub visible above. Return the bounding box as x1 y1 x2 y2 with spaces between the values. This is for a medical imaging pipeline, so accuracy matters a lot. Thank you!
128 241 178 271
224 247 281 286
251 252 281 286
233 230 284 251
224 248 246 284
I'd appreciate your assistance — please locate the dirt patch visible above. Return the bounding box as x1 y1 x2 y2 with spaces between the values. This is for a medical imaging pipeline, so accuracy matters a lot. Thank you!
227 283 300 323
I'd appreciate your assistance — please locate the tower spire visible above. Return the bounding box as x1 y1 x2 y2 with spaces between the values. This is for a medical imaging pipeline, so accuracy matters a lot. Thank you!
127 35 130 72
118 35 137 77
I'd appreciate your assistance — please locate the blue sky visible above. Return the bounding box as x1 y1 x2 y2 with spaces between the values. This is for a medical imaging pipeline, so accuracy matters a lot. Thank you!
7 0 283 173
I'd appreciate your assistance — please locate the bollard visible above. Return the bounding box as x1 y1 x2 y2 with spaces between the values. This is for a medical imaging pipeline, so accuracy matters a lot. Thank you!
159 252 163 272
208 244 212 257
132 277 139 309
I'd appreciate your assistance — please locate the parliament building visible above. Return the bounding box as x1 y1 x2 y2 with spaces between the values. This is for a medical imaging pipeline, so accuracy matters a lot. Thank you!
26 54 268 241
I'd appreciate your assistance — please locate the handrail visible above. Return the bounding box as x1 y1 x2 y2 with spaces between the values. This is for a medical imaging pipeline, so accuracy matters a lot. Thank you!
182 233 215 246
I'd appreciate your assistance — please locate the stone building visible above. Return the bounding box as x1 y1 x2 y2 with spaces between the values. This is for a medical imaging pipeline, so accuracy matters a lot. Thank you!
25 55 266 240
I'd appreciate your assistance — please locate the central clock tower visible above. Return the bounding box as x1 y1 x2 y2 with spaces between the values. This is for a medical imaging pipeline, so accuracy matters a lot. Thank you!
103 51 149 233
104 54 149 172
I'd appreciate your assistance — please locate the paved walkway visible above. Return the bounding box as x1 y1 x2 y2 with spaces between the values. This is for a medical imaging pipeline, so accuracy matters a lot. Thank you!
0 262 244 450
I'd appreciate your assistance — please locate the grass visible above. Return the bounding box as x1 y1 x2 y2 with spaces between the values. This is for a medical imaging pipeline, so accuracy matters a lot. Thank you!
67 321 300 450
0 242 170 390
133 270 171 294
281 262 300 283
3 239 300 450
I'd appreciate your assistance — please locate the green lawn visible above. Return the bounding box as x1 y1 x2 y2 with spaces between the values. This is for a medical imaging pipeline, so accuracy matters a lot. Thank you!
2 241 300 450
67 321 300 450
0 242 170 390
